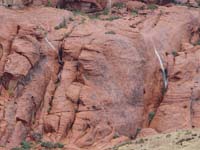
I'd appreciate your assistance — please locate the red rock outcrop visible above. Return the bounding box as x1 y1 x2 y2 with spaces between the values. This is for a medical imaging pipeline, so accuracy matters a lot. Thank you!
0 3 199 150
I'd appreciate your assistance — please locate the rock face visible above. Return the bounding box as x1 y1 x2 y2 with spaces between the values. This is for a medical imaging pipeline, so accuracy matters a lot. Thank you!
0 3 200 150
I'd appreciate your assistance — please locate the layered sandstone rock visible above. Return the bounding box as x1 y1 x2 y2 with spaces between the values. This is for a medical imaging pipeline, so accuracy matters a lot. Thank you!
0 3 199 150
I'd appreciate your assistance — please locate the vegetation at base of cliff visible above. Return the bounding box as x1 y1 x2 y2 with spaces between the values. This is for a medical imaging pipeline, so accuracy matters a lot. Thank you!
131 9 138 16
73 10 86 16
11 138 64 150
11 141 32 150
41 141 64 148
113 141 133 150
148 111 155 124
102 8 109 15
31 132 42 142
105 16 120 21
21 141 32 149
47 0 52 7
136 138 145 144
171 50 179 57
88 13 100 19
113 2 125 9
194 40 200 46
131 128 141 139
147 4 158 10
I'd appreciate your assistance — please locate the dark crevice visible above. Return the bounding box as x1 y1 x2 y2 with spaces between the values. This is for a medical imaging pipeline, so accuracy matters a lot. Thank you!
146 68 168 127
47 45 64 114
55 46 64 84
169 71 182 82
77 98 85 106
58 46 64 66
16 117 28 125
47 95 54 115
16 25 20 34
190 88 195 128
15 51 34 68
0 72 14 90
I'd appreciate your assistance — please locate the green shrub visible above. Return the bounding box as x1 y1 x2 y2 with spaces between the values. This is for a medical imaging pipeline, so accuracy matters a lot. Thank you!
21 141 32 150
47 0 52 7
105 16 120 21
47 107 51 114
171 0 180 4
31 132 42 142
166 134 171 138
88 13 100 19
137 138 145 144
41 141 64 148
105 31 116 34
41 142 55 148
147 4 158 10
194 40 200 46
73 10 86 16
103 8 109 15
171 50 179 57
11 141 32 150
185 130 192 135
148 111 155 123
54 142 64 148
131 128 141 139
131 9 138 16
113 2 125 9
136 128 141 133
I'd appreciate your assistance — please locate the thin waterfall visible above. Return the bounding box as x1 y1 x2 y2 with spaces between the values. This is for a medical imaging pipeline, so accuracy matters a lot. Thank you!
44 37 57 51
152 41 168 89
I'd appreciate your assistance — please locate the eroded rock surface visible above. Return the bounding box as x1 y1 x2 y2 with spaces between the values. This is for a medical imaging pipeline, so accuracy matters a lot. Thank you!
0 3 199 150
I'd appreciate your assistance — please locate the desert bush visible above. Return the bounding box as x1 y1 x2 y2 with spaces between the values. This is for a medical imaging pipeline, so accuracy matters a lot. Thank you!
148 111 155 123
147 4 158 10
113 2 125 9
105 31 116 34
41 141 64 148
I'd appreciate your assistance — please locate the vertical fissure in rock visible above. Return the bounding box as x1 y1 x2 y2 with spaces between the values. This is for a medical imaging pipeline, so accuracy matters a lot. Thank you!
143 39 169 128
55 43 65 84
190 87 195 128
